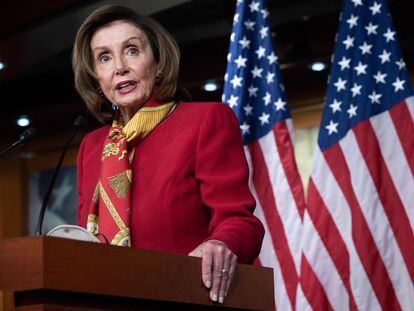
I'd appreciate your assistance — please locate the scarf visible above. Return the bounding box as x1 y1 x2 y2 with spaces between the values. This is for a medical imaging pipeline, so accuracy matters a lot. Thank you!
87 100 176 246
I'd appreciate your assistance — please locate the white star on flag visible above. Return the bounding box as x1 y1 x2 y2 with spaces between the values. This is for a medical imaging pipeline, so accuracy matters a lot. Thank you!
338 56 351 70
227 95 238 108
239 36 251 49
365 22 378 35
274 98 286 110
351 0 362 6
234 55 247 68
233 13 239 24
259 26 269 39
351 83 362 97
334 77 347 91
392 77 405 92
261 8 269 18
230 75 243 88
343 35 355 49
378 50 391 63
359 41 373 54
396 59 406 70
266 72 275 83
249 1 260 12
346 14 358 28
267 52 278 65
354 61 367 75
373 71 387 83
243 104 253 115
240 122 250 135
258 112 270 125
383 28 396 42
244 20 255 30
251 66 263 78
263 92 271 105
368 90 382 104
247 85 258 97
329 99 342 113
369 1 382 15
325 120 339 134
255 46 266 58
347 104 358 118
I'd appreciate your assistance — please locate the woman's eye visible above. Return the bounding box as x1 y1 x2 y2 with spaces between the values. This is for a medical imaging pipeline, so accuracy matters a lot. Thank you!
98 54 111 63
126 47 139 56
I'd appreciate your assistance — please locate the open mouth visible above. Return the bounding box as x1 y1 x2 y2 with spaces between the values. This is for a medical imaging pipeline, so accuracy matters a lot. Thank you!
115 81 137 93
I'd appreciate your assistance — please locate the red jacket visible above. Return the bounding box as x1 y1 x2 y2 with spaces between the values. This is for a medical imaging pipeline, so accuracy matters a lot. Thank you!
77 101 264 263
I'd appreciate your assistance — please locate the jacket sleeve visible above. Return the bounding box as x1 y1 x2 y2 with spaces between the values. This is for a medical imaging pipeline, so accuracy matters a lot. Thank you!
195 103 264 264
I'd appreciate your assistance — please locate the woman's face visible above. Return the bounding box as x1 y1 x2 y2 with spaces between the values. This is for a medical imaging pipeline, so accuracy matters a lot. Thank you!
91 21 158 116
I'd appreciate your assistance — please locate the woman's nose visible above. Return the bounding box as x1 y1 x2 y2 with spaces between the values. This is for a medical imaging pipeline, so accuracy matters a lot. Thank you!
114 56 129 75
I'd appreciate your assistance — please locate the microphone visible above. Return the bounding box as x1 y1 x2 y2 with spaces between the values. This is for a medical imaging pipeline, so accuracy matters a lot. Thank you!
0 127 38 158
35 116 87 236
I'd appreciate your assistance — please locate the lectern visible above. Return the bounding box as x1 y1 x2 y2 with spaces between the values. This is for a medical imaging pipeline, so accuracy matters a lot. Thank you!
0 237 274 310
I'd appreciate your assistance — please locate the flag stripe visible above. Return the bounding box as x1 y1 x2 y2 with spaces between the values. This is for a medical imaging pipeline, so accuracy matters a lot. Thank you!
273 121 305 220
388 100 414 175
296 282 313 311
353 121 414 284
407 96 414 121
259 128 303 271
371 105 414 231
310 148 381 310
324 142 401 310
306 179 358 310
248 140 298 308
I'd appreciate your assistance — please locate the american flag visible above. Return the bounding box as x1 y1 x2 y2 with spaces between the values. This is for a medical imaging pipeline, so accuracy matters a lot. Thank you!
300 0 414 309
222 0 306 309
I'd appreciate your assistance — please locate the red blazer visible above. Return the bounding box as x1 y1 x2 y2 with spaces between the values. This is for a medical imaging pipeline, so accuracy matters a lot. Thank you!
77 101 264 263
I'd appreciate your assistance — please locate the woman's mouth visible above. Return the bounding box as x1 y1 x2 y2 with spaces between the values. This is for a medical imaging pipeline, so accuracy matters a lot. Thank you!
115 81 137 95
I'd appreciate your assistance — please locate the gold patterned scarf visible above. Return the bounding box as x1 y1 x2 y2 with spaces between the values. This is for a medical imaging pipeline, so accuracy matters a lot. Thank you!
87 101 176 246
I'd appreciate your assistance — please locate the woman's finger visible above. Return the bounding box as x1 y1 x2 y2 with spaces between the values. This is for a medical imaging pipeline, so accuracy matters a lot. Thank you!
218 249 232 303
225 254 237 297
209 243 225 302
201 244 214 289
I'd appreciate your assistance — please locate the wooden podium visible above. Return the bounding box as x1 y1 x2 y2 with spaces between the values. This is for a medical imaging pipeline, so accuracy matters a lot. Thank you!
0 237 274 310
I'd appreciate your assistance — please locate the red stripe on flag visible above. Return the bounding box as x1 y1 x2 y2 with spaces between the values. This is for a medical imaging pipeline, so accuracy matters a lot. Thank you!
273 121 306 219
248 141 298 308
353 121 414 284
307 179 358 310
388 101 414 174
300 254 334 311
324 143 401 310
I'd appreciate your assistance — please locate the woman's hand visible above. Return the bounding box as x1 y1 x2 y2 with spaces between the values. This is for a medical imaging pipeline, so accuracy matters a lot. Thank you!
188 239 237 303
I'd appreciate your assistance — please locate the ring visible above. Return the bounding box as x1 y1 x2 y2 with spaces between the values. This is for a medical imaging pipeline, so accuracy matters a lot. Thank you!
222 269 228 275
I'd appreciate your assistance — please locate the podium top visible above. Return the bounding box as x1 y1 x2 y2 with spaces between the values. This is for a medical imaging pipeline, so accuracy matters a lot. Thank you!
0 236 274 310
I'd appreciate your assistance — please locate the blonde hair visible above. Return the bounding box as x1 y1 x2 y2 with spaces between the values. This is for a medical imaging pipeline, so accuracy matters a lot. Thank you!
72 5 180 122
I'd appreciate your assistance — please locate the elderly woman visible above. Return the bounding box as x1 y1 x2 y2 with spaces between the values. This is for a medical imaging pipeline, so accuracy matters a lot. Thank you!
73 5 264 304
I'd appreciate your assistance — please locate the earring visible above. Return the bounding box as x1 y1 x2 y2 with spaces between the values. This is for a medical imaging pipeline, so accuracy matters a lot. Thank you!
155 72 162 86
112 104 118 111
97 88 105 98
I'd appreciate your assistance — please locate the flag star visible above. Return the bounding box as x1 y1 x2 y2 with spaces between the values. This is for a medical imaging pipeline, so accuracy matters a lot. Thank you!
247 85 258 97
230 75 243 88
346 14 358 29
369 1 382 15
263 92 271 105
392 77 405 92
238 36 251 49
251 66 263 78
334 77 347 92
261 9 269 18
354 61 367 75
234 55 247 68
230 33 235 42
240 122 250 135
359 41 372 54
368 90 382 104
260 26 269 39
244 20 256 31
383 28 396 42
373 71 387 84
227 95 238 108
224 73 228 82
396 59 406 70
249 1 260 12
351 0 362 6
343 35 355 49
243 104 253 115
233 13 239 24
221 94 226 102
227 53 231 61
237 0 243 4
274 98 287 111
378 50 391 64
267 52 278 65
351 83 362 97
329 99 342 113
255 46 266 59
365 22 378 35
347 104 358 118
325 120 339 135
338 56 351 70
259 112 270 125
266 72 275 84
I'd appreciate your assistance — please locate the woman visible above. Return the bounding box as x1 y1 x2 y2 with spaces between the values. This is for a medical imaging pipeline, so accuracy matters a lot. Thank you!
73 5 264 304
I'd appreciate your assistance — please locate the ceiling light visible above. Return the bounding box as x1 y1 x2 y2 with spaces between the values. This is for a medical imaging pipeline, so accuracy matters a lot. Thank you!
0 61 5 71
17 115 30 127
310 61 326 72
203 80 218 92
